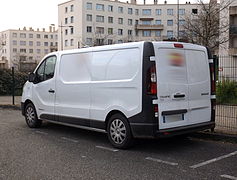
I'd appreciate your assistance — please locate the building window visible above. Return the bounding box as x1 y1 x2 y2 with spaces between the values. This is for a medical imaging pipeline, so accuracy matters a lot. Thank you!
128 30 132 36
128 8 133 14
44 42 49 46
156 9 162 15
179 9 185 15
70 5 74 12
155 30 161 37
96 27 104 34
143 30 151 37
29 41 33 46
96 15 104 22
96 4 104 11
37 41 41 46
142 20 151 25
13 40 17 45
13 48 17 53
156 20 162 25
20 49 26 53
192 9 198 14
70 39 74 46
44 49 49 54
118 7 123 13
86 38 92 45
108 28 113 35
70 27 74 34
29 49 33 53
29 34 33 38
128 19 133 25
65 18 68 24
37 34 41 38
108 39 113 45
167 30 174 38
87 26 92 33
167 9 173 15
167 20 173 26
65 29 68 35
118 29 123 35
135 9 139 15
118 40 123 44
87 2 92 10
20 33 26 38
142 9 151 15
37 49 41 54
108 16 113 23
179 31 185 37
65 40 68 47
12 33 17 38
71 16 74 23
118 18 123 24
179 19 185 25
108 5 113 12
44 35 48 39
96 39 104 45
135 30 139 36
50 35 53 39
135 20 139 25
29 56 33 61
20 41 26 46
87 14 92 21
65 7 68 13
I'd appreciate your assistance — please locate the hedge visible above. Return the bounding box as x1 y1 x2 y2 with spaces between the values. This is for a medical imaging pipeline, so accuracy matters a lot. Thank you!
0 69 28 96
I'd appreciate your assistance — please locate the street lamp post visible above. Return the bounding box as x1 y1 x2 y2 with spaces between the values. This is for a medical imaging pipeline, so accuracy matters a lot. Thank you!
51 23 73 51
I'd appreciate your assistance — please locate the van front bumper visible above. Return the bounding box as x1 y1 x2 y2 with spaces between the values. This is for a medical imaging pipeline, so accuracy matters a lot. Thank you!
130 121 215 138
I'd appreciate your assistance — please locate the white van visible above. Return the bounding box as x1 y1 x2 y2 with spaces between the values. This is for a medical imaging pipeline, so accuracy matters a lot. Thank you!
21 41 216 149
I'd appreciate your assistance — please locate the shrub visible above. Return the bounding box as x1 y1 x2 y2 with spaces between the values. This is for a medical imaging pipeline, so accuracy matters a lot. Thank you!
0 69 28 96
216 80 237 105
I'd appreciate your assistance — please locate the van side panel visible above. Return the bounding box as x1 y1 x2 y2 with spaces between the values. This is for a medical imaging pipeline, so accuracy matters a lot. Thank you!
90 47 142 128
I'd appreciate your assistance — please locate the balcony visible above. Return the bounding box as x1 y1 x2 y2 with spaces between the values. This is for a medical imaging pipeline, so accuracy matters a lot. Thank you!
230 25 237 35
135 24 164 30
230 6 237 16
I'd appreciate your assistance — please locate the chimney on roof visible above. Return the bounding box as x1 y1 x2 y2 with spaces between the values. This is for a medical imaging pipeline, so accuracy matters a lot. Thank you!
144 0 146 4
49 26 52 32
43 28 45 32
154 0 158 4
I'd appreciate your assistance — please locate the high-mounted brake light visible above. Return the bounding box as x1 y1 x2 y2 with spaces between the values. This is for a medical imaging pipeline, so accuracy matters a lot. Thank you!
174 43 183 48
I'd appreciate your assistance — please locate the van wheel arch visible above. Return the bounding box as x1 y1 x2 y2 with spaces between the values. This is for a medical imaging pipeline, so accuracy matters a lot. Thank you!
105 110 128 131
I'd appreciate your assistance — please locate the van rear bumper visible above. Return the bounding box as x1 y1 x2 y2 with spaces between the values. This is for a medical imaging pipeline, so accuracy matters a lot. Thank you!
130 121 215 138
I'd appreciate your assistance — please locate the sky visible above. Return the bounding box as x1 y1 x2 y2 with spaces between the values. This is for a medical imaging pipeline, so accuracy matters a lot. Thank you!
0 0 198 32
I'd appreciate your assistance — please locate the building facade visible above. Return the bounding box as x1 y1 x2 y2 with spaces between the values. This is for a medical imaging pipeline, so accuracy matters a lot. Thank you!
58 0 200 50
0 27 58 70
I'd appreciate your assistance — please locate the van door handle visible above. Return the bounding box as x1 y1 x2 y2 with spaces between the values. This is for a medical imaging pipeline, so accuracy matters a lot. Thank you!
48 89 55 93
174 94 185 98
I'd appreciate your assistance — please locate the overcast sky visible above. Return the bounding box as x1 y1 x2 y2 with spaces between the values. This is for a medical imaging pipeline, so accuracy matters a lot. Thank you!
0 0 199 32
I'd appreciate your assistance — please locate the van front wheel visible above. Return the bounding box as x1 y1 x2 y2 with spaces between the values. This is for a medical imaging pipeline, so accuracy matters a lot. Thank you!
107 114 133 149
25 103 42 128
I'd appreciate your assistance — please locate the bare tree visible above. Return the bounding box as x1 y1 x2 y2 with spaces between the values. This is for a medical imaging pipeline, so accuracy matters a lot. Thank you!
182 0 233 53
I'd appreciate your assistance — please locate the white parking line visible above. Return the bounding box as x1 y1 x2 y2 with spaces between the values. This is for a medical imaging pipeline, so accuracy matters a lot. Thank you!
220 175 237 180
96 145 118 152
190 151 237 169
145 157 178 166
61 137 78 143
34 130 48 135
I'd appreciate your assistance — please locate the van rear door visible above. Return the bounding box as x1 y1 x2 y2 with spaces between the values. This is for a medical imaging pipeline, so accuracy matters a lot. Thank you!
153 43 211 130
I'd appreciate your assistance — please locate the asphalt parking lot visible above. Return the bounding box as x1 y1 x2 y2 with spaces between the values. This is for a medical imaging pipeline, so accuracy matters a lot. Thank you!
0 108 236 180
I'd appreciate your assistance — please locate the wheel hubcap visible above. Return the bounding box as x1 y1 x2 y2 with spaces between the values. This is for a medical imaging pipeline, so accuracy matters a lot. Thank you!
26 107 35 125
110 119 126 144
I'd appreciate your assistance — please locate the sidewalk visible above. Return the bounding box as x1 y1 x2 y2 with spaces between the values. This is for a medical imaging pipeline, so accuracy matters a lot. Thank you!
0 96 21 105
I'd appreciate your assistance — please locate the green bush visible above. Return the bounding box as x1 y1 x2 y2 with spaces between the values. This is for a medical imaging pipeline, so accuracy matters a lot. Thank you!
216 80 237 105
0 69 28 96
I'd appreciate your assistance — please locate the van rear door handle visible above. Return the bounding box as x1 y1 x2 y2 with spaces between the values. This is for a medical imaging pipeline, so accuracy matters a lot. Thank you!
48 89 55 93
174 93 185 98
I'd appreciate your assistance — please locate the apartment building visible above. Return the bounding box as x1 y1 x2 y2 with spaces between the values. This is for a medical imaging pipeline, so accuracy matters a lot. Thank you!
0 27 58 70
58 0 200 50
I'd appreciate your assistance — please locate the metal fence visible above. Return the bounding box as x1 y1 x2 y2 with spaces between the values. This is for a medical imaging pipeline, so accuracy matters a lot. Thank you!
215 55 237 134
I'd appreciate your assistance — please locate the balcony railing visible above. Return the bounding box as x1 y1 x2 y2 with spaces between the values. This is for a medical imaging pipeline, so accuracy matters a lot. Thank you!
135 24 164 30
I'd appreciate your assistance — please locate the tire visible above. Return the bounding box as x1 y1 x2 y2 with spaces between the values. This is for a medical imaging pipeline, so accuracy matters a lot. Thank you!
107 114 133 149
24 103 42 128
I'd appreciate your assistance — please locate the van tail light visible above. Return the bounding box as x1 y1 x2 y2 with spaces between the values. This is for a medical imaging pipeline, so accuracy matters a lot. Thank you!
154 104 158 117
147 65 157 95
210 65 216 94
174 43 183 48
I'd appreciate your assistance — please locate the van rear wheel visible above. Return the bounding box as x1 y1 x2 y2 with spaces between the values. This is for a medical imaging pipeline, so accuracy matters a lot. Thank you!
107 114 133 149
25 103 42 128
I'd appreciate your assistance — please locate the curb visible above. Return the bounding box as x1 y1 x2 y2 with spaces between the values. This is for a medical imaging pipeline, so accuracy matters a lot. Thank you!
0 104 21 110
191 131 237 144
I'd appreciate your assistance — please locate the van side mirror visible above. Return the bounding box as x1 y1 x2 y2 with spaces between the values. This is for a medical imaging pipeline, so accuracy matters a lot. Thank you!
28 72 36 83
